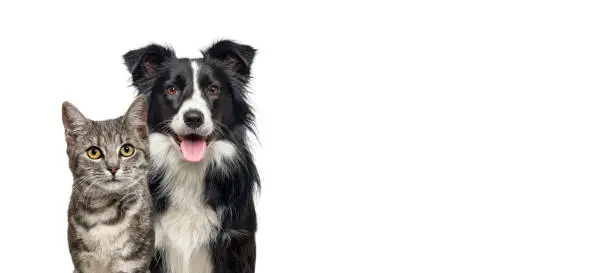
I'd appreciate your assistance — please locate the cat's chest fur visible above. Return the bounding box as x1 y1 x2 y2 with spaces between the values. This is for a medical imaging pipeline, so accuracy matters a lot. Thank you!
71 199 141 272
81 202 137 237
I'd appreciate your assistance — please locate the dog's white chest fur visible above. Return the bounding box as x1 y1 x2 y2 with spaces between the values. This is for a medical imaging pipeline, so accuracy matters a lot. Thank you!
155 172 219 273
150 133 237 273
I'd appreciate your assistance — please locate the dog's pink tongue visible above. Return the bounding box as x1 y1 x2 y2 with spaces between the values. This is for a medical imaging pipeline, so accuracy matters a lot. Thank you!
180 140 207 162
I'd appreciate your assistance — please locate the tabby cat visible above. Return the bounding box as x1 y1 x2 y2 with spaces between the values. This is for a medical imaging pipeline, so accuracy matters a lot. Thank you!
62 95 154 273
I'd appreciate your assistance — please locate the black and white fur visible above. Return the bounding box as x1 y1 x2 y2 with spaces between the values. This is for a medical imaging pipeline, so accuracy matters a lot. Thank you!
123 40 259 273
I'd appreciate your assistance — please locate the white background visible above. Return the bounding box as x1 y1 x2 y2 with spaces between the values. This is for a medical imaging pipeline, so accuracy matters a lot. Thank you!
0 0 611 272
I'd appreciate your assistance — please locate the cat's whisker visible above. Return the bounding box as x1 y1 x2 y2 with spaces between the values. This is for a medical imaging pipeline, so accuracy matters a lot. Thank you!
65 95 154 272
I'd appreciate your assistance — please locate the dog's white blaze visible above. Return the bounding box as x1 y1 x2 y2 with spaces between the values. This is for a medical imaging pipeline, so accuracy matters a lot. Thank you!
149 133 238 273
169 61 214 136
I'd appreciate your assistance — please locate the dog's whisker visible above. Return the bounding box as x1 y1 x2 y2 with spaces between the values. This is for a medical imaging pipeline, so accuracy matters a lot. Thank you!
122 41 260 272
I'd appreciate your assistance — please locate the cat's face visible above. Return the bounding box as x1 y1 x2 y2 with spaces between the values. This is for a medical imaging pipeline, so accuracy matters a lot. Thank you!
62 95 149 193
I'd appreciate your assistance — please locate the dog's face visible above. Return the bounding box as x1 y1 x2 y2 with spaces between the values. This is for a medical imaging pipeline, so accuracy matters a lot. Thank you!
123 40 256 162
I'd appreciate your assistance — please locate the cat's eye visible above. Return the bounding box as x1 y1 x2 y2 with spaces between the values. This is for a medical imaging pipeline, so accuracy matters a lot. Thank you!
120 144 135 157
208 85 220 95
167 86 178 95
86 147 103 159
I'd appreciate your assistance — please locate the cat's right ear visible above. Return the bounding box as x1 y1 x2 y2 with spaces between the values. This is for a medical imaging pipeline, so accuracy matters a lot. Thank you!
123 44 175 88
123 95 148 139
61 102 89 144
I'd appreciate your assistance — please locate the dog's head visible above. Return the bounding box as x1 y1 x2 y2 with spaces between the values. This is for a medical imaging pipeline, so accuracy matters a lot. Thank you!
123 40 256 162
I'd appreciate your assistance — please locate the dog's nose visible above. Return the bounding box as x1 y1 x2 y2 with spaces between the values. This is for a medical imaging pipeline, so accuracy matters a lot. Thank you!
184 110 204 128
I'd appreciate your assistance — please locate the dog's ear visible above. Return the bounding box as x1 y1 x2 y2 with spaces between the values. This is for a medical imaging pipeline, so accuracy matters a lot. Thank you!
202 40 256 79
123 44 175 87
61 101 89 145
123 94 148 139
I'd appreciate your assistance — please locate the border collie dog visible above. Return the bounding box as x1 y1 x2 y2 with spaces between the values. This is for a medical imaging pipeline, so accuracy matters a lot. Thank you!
122 40 259 273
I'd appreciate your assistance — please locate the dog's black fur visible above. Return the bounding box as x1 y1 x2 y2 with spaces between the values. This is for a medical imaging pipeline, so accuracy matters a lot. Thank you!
123 40 259 273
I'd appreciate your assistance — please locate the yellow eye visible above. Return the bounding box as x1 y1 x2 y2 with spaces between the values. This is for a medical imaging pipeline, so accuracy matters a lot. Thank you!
87 147 103 159
120 144 134 157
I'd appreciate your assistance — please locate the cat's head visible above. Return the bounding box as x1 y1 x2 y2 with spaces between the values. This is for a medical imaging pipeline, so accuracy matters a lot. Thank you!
61 95 149 192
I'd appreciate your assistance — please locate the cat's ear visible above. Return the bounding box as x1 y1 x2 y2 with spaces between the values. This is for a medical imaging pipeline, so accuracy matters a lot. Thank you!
123 44 175 88
201 40 256 80
61 101 89 144
123 95 148 138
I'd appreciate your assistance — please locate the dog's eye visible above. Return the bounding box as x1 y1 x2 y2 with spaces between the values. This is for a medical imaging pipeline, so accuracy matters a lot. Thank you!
208 86 220 95
167 87 178 95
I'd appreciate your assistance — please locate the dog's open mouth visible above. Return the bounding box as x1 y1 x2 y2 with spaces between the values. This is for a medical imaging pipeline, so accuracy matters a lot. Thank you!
177 134 207 162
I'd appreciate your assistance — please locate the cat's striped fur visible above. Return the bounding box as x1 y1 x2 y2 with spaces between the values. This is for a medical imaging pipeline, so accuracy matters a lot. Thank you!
63 95 154 273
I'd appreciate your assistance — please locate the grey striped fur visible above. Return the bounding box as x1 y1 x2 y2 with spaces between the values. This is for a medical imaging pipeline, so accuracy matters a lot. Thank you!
63 95 154 273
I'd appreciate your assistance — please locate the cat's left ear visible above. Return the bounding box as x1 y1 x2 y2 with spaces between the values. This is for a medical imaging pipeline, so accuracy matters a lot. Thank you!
123 95 148 138
62 101 89 145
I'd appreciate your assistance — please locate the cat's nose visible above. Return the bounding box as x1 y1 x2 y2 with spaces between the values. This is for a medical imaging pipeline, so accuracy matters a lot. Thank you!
107 168 118 176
